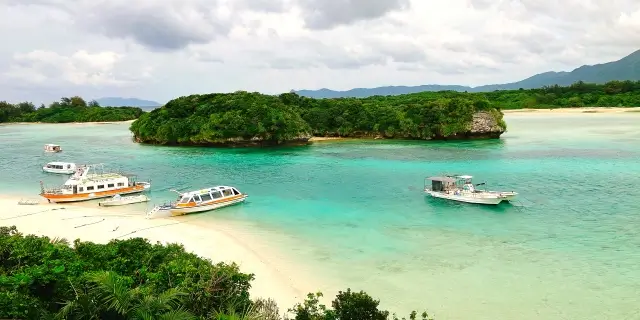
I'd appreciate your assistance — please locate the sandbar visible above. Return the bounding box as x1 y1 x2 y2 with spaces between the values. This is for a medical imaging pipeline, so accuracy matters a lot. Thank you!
503 107 640 114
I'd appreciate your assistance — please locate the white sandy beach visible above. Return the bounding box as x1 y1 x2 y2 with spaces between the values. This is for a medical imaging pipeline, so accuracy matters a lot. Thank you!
503 106 640 114
0 196 313 311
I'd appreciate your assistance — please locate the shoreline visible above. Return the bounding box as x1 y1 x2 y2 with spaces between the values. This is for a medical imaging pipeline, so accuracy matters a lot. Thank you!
0 119 136 126
502 106 640 114
0 195 316 310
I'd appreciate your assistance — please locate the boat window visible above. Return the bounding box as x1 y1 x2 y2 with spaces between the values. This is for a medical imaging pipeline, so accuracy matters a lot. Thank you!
211 191 222 199
200 193 213 201
108 183 114 188
232 188 240 195
97 185 104 189
193 195 202 202
79 187 84 192
87 186 94 191
179 196 191 203
117 182 124 187
222 189 232 197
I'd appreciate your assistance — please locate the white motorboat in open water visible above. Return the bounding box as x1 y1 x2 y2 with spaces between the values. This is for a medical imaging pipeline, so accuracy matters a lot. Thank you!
424 175 517 205
43 162 77 174
147 186 247 218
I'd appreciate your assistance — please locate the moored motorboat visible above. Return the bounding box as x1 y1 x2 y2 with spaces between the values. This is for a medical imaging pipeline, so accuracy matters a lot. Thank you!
43 162 77 174
44 144 62 153
147 186 247 218
99 194 150 206
424 174 517 205
40 164 151 203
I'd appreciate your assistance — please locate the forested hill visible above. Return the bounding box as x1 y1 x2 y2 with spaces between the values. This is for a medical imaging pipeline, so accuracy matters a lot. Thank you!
129 90 506 147
0 96 144 123
296 49 640 98
129 80 640 147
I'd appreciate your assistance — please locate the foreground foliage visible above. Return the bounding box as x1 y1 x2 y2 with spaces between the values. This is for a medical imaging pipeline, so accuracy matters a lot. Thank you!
0 96 144 123
0 226 431 320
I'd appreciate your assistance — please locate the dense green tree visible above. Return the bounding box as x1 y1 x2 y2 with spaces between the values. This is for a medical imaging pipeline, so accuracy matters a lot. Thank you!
130 80 640 147
0 96 144 123
1 226 432 320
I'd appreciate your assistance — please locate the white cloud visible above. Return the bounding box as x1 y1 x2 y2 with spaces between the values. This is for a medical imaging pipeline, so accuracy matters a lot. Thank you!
0 0 639 104
4 50 152 86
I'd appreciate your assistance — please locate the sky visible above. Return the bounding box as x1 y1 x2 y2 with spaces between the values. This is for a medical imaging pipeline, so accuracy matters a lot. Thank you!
0 0 639 105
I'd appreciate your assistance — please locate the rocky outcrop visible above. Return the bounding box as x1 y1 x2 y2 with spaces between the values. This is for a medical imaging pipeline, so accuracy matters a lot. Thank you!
423 110 506 140
464 111 506 139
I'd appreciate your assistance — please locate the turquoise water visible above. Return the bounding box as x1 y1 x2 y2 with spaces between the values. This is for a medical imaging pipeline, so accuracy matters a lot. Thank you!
1 113 640 319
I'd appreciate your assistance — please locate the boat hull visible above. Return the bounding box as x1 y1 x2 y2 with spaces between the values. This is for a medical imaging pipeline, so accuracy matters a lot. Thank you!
42 183 150 203
170 195 247 216
149 194 248 217
425 190 516 205
42 168 75 174
99 195 150 207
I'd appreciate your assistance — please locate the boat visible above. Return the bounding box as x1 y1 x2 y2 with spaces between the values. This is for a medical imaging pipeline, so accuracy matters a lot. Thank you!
147 186 247 218
39 164 151 203
98 194 150 207
43 162 77 174
424 174 517 205
18 198 40 205
44 144 62 153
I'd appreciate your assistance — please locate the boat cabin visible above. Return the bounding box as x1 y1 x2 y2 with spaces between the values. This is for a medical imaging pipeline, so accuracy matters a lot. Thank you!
177 186 242 205
426 176 458 192
44 144 62 152
56 165 141 195
44 162 75 171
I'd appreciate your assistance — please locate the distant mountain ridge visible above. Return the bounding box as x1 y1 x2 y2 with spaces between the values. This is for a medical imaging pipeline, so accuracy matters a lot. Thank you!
95 97 161 107
295 49 640 98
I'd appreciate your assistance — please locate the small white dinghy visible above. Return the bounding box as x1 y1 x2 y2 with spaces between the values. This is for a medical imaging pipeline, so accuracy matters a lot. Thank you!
98 194 149 207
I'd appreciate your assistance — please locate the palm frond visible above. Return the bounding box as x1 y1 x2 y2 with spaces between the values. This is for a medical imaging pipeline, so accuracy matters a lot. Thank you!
157 309 198 320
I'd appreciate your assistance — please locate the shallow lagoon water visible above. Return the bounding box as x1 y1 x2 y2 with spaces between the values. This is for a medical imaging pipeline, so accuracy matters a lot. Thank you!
1 113 639 319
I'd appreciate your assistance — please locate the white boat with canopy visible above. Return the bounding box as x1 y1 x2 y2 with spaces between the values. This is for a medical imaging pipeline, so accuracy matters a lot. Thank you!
98 194 150 207
147 186 247 218
43 162 77 174
424 174 517 205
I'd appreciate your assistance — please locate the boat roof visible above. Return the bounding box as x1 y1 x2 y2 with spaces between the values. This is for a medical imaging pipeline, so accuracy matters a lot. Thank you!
456 175 473 179
182 186 236 196
427 176 457 183
46 162 75 165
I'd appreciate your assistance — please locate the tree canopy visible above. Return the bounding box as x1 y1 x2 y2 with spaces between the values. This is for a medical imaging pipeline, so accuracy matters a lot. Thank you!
130 80 640 147
0 225 432 320
0 96 144 123
129 90 504 146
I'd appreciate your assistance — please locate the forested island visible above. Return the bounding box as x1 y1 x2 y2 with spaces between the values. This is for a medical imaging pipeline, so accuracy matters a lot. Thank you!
130 91 505 147
130 80 640 147
0 96 144 123
0 225 433 320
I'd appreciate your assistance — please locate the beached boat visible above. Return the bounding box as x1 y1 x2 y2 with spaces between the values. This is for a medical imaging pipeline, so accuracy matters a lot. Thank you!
40 164 151 203
44 144 62 153
43 162 77 174
99 194 149 207
424 175 517 205
147 186 247 218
